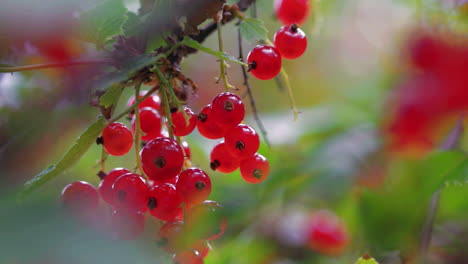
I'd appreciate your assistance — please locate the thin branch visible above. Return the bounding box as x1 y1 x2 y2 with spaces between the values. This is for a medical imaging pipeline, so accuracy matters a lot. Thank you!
238 27 270 146
133 82 147 178
0 60 112 73
154 67 175 139
217 22 233 92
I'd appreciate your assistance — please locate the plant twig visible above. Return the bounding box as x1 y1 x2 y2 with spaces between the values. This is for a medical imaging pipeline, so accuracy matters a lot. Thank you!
0 60 112 73
217 22 234 92
133 82 147 178
238 28 270 146
154 67 175 139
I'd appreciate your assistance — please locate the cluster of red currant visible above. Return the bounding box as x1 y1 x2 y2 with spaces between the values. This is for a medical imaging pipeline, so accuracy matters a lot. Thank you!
246 0 309 80
61 87 271 263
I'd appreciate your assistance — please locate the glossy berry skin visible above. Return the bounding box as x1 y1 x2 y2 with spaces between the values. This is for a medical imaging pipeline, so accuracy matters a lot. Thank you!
112 173 149 212
306 210 349 256
188 200 227 241
111 209 145 240
176 168 212 205
224 124 260 159
274 24 307 59
181 141 191 160
247 45 282 80
240 153 270 184
102 122 133 156
98 168 131 205
197 105 225 139
210 141 239 173
274 0 310 25
127 90 161 111
141 137 185 182
157 220 186 253
210 93 245 129
147 183 183 221
172 250 204 264
193 241 210 258
132 107 162 141
61 181 99 210
171 107 198 136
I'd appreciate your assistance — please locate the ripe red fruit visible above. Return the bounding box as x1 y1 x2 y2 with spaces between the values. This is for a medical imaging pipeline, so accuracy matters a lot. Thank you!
210 93 245 129
181 141 191 160
112 173 149 212
188 200 227 241
210 141 240 173
240 153 270 184
131 107 162 141
61 181 99 210
274 0 310 25
157 220 186 253
306 210 349 256
127 90 161 111
101 122 133 156
172 250 204 264
176 168 212 205
98 168 131 205
111 209 145 240
171 107 198 136
247 45 282 80
140 137 185 182
273 24 308 59
224 124 260 159
147 183 183 221
197 105 225 139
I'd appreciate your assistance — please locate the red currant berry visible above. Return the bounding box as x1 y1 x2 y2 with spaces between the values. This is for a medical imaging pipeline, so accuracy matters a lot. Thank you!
176 168 212 205
147 183 183 221
306 210 349 256
210 92 245 129
127 90 161 111
247 45 282 80
240 153 270 184
141 137 185 182
101 122 133 156
61 181 99 210
273 24 308 59
274 0 310 25
210 141 239 173
157 220 186 253
188 200 227 241
112 173 149 212
197 105 225 139
98 168 131 205
224 124 260 159
172 250 204 264
193 241 210 258
171 107 198 136
111 209 145 240
182 141 191 160
131 107 162 141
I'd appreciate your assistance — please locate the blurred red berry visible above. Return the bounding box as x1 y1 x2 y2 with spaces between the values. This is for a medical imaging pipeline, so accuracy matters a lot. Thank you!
306 210 349 256
274 0 310 25
98 168 131 205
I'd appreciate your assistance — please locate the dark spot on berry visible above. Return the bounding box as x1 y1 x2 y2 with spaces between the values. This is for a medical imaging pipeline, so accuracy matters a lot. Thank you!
198 113 208 122
252 169 263 179
97 170 106 180
210 160 220 170
235 141 245 151
96 136 104 145
195 181 206 190
147 197 157 210
154 156 166 168
118 190 127 202
290 23 299 33
224 101 234 111
170 107 178 113
156 237 168 248
247 61 257 71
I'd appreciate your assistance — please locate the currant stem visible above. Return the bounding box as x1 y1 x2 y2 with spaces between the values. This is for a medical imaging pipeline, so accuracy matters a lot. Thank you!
99 147 108 173
166 76 190 126
280 67 299 121
154 67 175 139
133 82 147 178
107 87 158 124
217 22 233 92
0 59 112 73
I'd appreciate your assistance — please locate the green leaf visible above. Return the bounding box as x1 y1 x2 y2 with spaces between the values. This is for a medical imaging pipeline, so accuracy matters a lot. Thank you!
79 0 128 48
180 37 248 66
239 18 268 43
99 84 123 108
17 117 106 201
355 254 379 264
122 11 142 36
